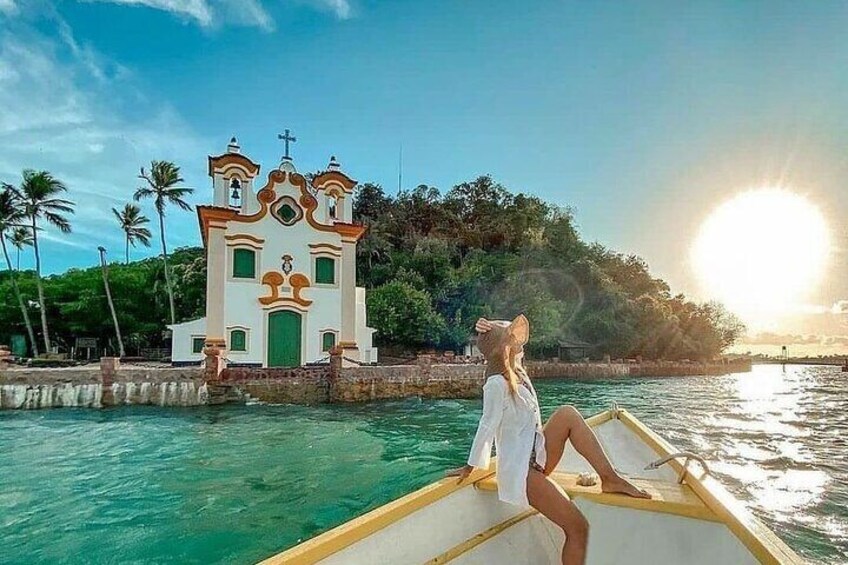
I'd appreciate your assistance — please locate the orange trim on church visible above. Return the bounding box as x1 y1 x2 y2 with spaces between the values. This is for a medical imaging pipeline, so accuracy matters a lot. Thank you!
198 168 367 245
258 271 313 307
309 243 343 252
208 153 261 177
225 234 266 244
312 170 357 193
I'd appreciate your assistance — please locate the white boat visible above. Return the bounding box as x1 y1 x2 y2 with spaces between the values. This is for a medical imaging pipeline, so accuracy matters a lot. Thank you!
260 406 803 564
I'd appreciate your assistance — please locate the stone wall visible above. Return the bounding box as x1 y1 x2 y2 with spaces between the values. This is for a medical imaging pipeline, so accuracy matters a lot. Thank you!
331 364 486 403
0 361 207 409
1 355 754 409
224 366 331 405
0 365 204 385
526 361 630 379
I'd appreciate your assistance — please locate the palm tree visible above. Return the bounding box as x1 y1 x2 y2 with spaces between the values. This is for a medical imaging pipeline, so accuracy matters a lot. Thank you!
16 170 75 353
8 226 33 270
112 203 152 264
98 246 125 358
0 187 39 356
134 161 193 325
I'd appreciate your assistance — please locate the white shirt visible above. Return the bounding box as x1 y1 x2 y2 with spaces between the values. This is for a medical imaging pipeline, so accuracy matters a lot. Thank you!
467 372 546 507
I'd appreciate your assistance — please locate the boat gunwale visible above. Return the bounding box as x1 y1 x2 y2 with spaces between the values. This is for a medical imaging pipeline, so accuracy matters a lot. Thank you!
257 465 496 564
258 407 804 565
615 408 803 564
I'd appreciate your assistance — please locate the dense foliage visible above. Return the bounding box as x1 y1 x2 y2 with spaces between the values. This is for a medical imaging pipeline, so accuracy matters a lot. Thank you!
354 176 744 360
0 175 744 360
0 248 205 355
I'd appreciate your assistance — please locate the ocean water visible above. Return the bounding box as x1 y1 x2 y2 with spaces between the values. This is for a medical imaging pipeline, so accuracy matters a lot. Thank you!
0 364 845 564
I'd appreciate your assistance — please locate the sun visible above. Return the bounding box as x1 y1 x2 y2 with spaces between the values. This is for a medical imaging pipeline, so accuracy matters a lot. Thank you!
691 189 830 324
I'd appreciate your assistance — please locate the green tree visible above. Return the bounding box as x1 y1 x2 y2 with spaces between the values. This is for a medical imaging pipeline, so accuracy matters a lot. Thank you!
0 187 39 356
134 161 193 325
8 226 32 270
366 281 445 348
113 203 152 264
14 170 75 353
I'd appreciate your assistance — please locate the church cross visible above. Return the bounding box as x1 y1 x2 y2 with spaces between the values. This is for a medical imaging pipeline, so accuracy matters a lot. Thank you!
278 129 297 160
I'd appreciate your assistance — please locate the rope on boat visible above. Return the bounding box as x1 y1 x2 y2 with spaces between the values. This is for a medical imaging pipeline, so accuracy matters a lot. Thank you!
610 401 621 418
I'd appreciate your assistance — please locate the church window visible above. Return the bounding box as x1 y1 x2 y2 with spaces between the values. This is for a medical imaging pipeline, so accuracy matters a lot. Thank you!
279 203 297 222
192 337 205 354
315 257 335 284
322 331 336 352
233 248 256 279
272 196 303 226
230 329 247 352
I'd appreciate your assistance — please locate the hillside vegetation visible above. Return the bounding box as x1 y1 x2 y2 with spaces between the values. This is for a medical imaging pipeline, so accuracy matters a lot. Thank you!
0 176 744 360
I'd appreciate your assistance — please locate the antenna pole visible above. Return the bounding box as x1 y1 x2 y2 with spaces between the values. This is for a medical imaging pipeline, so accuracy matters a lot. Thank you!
398 142 403 192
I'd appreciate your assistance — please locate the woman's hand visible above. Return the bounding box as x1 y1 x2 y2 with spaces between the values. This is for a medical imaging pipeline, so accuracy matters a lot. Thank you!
475 318 493 333
445 464 474 483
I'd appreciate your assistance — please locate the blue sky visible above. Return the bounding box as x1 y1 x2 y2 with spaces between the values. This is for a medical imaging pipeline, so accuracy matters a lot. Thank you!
1 0 847 348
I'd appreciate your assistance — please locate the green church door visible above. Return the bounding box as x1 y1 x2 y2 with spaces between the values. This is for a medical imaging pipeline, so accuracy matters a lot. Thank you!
267 311 302 367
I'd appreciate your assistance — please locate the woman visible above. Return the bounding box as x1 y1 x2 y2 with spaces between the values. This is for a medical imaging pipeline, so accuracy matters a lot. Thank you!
446 315 649 565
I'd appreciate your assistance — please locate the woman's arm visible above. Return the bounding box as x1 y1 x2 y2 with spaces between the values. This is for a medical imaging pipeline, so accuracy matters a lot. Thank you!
466 377 505 470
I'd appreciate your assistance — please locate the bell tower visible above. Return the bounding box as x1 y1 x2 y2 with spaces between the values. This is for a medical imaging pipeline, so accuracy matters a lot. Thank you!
208 137 261 212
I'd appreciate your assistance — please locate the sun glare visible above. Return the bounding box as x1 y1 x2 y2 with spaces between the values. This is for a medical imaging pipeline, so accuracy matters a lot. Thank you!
691 189 830 325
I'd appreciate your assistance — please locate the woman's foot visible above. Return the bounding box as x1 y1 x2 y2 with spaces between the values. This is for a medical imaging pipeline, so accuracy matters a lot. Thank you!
600 474 651 499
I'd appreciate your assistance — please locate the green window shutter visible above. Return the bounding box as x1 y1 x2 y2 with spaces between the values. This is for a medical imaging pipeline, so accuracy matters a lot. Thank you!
230 330 247 351
233 248 256 279
322 332 336 352
315 257 335 284
192 337 205 354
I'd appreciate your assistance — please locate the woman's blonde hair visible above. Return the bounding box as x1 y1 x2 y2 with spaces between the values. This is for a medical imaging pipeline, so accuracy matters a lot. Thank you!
476 315 529 396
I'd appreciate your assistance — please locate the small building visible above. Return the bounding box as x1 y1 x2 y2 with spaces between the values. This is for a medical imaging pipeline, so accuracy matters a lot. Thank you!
169 136 377 367
558 338 594 361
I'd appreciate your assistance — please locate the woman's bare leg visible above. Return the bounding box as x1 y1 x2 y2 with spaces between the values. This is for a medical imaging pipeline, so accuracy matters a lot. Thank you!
543 405 650 498
526 468 588 565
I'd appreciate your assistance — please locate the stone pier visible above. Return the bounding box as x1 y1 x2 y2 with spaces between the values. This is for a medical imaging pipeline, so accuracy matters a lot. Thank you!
1 354 752 409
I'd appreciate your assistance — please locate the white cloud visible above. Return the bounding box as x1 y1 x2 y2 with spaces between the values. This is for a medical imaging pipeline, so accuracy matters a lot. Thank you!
0 0 18 16
0 14 209 271
83 0 351 29
316 0 351 20
88 0 214 26
84 0 274 30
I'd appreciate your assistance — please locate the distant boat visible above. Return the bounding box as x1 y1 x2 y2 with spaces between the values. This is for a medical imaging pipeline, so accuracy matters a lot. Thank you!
260 407 802 564
841 359 848 372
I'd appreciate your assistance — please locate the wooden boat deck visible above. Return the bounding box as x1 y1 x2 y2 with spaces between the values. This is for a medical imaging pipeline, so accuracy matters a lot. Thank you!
475 472 721 522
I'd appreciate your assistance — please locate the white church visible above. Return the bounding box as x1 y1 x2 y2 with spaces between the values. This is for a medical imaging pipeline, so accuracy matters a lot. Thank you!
169 133 377 367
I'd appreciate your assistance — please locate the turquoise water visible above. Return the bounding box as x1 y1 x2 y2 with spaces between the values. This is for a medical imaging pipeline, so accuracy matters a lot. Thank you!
1 364 845 564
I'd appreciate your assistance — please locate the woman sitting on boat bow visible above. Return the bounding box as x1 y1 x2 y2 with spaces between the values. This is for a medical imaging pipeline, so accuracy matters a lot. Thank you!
446 315 650 565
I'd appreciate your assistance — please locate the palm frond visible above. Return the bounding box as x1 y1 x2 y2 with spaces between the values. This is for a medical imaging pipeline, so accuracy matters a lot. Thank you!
44 211 72 233
8 226 33 249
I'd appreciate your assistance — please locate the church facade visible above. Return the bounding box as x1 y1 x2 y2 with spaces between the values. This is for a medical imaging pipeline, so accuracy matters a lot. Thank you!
168 136 377 367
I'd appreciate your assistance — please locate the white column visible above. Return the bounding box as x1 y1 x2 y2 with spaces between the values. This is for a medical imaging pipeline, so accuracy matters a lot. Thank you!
204 223 227 350
339 239 358 361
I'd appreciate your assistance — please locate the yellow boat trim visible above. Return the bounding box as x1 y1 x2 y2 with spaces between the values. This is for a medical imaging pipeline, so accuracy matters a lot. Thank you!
422 509 538 564
258 467 496 565
260 406 804 565
583 409 613 427
475 472 720 523
616 409 803 564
